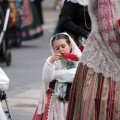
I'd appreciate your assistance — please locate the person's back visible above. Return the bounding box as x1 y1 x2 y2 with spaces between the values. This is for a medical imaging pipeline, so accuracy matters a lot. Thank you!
59 0 91 45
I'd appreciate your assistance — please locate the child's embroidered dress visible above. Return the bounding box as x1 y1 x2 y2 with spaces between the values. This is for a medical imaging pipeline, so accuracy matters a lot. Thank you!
32 32 81 120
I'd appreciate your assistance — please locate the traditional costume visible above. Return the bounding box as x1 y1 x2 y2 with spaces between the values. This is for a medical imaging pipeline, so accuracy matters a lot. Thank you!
67 0 120 119
32 32 81 120
17 0 43 40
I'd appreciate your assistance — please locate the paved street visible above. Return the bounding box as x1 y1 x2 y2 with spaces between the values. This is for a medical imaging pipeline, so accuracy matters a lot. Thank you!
1 1 60 120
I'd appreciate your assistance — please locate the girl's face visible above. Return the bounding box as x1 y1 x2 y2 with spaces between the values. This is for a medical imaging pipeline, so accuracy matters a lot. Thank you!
53 39 72 54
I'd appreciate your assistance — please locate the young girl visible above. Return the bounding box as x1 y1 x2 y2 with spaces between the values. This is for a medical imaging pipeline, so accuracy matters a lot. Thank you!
32 32 81 120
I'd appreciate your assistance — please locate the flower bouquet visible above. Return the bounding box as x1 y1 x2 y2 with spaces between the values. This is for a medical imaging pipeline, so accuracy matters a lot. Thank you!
60 53 79 69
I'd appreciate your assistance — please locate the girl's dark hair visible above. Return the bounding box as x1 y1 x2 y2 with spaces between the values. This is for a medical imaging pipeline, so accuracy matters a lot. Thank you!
51 33 71 47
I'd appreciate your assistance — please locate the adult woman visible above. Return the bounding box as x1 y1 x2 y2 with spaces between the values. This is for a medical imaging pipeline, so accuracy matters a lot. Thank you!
67 0 120 119
59 0 91 45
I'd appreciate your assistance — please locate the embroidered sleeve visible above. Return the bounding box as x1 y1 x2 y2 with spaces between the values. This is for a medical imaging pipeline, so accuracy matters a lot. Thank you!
42 57 56 82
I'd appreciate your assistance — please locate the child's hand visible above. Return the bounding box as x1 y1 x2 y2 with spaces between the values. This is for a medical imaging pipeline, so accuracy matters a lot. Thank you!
49 53 61 64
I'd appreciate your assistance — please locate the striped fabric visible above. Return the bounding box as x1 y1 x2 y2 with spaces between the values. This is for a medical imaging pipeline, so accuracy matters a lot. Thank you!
67 63 120 120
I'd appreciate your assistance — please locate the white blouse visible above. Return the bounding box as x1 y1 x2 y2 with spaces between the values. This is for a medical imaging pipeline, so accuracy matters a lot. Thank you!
42 57 77 83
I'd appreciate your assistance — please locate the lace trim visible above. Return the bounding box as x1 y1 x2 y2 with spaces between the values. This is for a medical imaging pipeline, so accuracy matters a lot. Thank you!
43 93 52 120
37 85 47 114
80 32 120 81
47 94 59 120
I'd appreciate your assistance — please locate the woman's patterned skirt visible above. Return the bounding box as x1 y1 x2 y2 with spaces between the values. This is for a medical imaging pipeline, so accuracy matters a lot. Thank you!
67 63 120 120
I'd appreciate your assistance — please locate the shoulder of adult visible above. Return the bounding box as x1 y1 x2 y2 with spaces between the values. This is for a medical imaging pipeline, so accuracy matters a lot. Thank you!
67 0 88 6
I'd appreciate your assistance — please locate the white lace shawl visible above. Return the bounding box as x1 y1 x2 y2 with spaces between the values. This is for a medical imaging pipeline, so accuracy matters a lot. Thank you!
80 0 120 81
67 0 88 6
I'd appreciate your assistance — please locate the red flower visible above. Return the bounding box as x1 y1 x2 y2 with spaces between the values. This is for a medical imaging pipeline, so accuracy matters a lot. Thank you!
117 19 120 26
78 46 84 52
63 53 79 61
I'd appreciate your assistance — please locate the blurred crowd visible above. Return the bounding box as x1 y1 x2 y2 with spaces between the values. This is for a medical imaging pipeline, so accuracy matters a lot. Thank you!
0 0 44 48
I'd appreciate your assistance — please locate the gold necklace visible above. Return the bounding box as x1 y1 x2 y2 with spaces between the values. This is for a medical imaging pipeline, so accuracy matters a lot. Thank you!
83 0 91 29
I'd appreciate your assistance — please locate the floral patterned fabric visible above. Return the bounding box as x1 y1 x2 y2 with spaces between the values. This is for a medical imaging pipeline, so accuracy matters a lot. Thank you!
66 0 120 119
80 0 120 81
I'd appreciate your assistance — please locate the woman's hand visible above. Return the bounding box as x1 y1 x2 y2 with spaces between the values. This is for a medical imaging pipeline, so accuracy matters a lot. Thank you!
49 53 61 64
